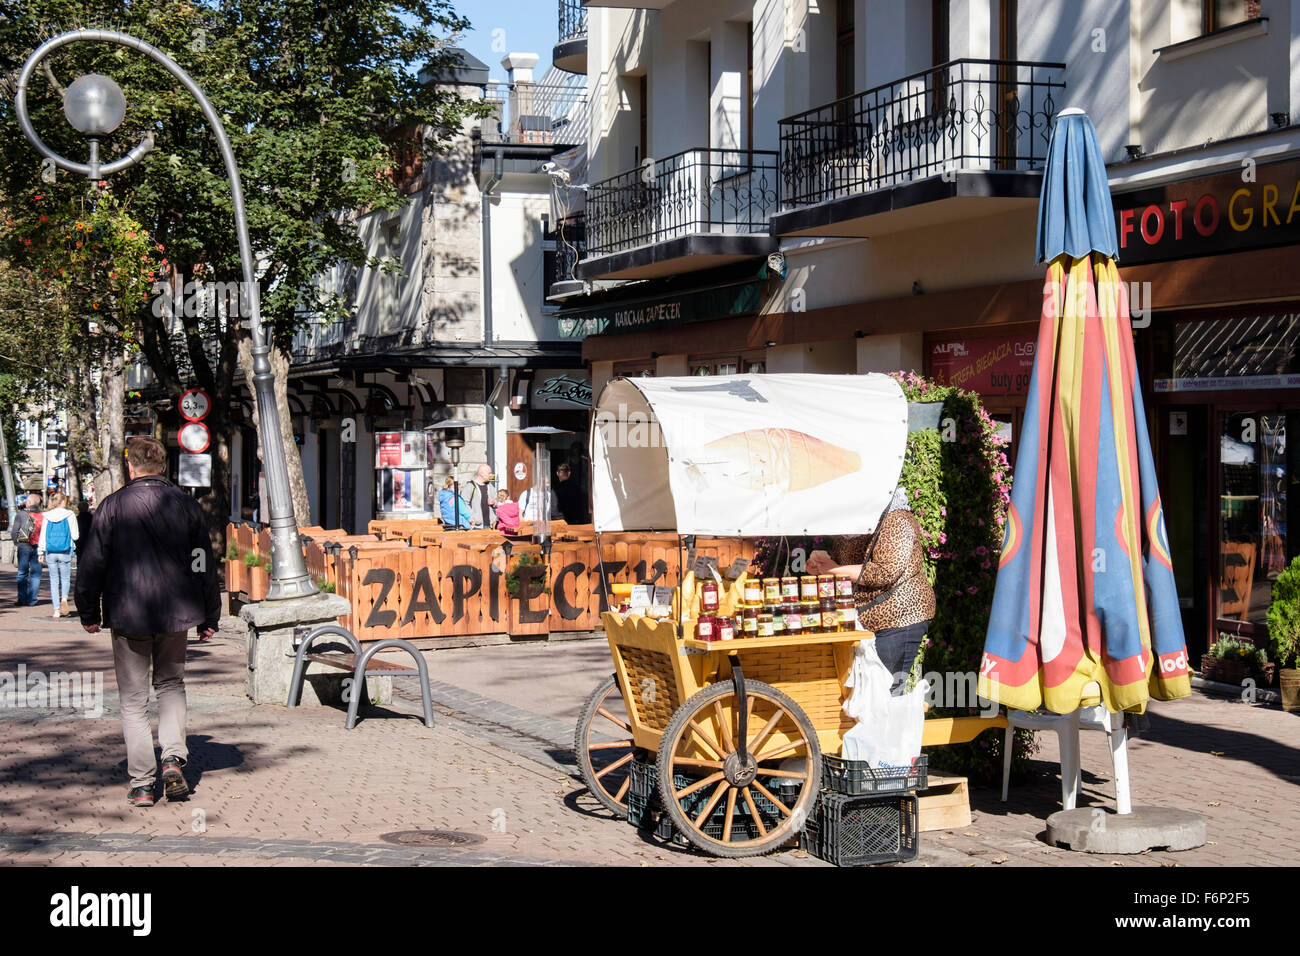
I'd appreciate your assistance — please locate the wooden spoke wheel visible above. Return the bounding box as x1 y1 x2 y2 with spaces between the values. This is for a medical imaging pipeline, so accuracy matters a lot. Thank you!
574 674 636 815
655 679 821 858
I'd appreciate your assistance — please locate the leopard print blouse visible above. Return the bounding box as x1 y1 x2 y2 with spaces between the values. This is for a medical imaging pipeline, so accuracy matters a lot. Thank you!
830 509 935 632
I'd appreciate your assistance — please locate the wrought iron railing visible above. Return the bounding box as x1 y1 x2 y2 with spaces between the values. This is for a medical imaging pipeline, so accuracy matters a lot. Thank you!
290 315 350 363
584 148 779 259
559 0 587 42
778 59 1065 211
483 78 589 147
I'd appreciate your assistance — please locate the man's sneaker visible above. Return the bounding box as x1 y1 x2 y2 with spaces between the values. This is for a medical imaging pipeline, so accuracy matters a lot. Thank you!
128 786 156 808
161 756 189 801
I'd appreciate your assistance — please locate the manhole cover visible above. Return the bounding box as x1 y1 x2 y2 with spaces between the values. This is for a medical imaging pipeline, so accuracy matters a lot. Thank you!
379 829 486 849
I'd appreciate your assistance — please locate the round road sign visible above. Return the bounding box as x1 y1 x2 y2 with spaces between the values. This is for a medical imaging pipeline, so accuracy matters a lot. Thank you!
179 388 211 422
178 421 211 453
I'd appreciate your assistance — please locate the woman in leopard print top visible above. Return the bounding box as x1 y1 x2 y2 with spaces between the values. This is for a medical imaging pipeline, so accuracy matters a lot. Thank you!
811 487 935 693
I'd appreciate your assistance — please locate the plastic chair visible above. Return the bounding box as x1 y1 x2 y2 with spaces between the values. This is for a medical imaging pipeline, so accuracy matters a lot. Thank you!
1001 683 1131 814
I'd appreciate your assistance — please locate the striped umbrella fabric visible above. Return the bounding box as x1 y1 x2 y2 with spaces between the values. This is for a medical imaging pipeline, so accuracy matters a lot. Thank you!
979 110 1191 714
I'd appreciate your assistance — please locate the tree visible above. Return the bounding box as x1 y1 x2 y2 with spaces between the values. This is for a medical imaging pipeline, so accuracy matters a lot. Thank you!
0 0 490 547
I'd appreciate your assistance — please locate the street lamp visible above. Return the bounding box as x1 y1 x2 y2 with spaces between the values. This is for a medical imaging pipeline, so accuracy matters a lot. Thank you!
15 29 316 600
427 419 475 531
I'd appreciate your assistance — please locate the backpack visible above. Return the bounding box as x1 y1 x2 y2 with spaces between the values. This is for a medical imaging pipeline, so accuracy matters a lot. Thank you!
10 509 33 546
45 516 72 553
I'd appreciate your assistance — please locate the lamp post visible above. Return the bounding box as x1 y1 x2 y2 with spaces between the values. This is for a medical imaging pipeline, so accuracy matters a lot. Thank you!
15 29 316 600
427 419 476 531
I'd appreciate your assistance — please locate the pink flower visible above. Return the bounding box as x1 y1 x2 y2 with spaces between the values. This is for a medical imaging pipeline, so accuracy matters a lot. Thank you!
940 506 947 516
967 586 978 595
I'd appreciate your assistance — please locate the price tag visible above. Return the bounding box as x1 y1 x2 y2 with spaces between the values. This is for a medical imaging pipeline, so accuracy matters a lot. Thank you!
684 548 697 572
724 557 750 580
630 585 653 608
692 555 721 583
653 585 673 606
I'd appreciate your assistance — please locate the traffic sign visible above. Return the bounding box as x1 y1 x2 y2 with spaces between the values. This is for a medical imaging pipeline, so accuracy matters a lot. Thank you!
178 453 212 488
179 388 211 423
178 421 211 453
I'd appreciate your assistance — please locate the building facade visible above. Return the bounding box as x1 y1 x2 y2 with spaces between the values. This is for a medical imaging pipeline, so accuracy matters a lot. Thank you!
553 0 1298 656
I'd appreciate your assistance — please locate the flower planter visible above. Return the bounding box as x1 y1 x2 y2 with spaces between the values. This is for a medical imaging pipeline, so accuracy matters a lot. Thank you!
248 564 270 602
1200 655 1246 686
1280 668 1300 713
225 558 247 596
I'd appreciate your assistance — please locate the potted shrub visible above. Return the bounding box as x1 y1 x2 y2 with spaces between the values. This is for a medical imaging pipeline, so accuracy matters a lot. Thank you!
247 550 270 602
1266 556 1300 712
225 543 245 595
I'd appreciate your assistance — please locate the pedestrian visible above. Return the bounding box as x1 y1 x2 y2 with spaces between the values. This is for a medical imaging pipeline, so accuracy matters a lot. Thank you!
518 483 562 523
494 489 520 534
75 436 220 808
437 476 474 530
553 461 588 524
806 486 936 695
11 493 43 607
463 464 498 529
38 491 79 618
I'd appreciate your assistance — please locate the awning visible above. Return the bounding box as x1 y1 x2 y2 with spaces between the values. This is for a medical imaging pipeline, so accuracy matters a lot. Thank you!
591 373 908 535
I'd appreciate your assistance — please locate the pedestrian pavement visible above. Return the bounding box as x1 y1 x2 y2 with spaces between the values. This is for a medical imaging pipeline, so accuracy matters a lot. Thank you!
1 563 1296 867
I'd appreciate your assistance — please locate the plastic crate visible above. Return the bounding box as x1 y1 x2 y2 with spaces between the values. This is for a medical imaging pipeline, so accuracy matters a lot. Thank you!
822 754 928 795
801 792 918 866
626 757 793 845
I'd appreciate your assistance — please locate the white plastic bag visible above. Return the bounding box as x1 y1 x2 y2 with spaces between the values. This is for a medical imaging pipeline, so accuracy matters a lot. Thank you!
840 640 929 767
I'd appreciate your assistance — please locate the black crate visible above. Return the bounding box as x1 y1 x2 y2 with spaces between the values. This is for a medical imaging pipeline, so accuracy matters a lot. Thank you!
801 792 918 866
822 754 928 795
626 757 795 845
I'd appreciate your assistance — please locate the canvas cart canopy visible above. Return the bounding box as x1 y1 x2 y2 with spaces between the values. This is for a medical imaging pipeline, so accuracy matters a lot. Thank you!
591 373 908 536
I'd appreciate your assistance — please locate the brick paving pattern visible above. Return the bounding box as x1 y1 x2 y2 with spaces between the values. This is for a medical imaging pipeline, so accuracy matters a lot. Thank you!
1 565 1296 867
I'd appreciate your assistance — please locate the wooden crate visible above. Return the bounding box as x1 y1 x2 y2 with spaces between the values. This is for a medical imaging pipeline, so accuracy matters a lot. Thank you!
916 773 970 832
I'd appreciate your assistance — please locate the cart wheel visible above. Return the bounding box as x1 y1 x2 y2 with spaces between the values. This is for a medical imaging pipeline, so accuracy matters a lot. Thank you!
573 674 636 815
656 679 821 858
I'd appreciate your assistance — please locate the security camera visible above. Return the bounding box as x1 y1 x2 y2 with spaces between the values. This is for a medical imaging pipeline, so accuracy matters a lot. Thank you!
542 161 557 173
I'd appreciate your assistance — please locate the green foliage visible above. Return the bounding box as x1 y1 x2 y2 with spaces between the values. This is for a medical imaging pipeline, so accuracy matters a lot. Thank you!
259 554 273 572
225 542 240 561
1266 556 1300 669
1207 634 1268 671
242 549 259 567
315 573 336 593
888 372 1037 782
505 552 548 598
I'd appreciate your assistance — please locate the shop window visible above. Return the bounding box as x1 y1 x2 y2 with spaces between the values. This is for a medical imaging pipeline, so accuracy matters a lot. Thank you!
1217 410 1292 628
1153 313 1299 393
614 361 654 379
688 355 763 376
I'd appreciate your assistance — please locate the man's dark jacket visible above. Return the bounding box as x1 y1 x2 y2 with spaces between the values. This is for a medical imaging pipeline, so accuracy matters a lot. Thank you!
75 474 220 634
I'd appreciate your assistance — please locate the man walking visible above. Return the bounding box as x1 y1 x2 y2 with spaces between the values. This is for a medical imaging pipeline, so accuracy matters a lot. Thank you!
464 464 498 529
12 494 43 606
75 436 220 807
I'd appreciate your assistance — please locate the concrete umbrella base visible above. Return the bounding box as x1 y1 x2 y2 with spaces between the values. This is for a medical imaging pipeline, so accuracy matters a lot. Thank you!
1046 806 1207 854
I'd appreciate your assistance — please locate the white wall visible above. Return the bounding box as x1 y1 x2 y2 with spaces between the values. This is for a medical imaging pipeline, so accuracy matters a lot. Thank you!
488 179 560 343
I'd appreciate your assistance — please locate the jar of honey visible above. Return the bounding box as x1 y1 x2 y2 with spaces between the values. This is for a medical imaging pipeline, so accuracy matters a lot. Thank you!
756 613 775 638
835 574 854 598
743 580 763 605
799 576 819 602
762 578 781 606
820 598 839 632
741 606 759 636
817 574 835 600
780 576 799 602
801 600 821 633
784 605 804 635
836 597 856 629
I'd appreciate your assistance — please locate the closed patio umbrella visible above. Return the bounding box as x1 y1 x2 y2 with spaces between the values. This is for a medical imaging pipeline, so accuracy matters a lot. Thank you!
979 109 1191 714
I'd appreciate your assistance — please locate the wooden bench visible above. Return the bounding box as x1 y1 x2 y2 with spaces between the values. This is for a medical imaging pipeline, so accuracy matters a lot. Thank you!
287 625 434 730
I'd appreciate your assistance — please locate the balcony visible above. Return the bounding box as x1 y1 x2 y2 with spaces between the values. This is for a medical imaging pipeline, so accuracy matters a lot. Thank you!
772 59 1065 238
554 0 587 74
579 147 779 280
483 76 589 148
290 315 351 365
546 212 586 297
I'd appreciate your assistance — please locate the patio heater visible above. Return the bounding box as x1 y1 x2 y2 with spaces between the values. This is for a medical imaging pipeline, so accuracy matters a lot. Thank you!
515 426 573 550
428 419 476 531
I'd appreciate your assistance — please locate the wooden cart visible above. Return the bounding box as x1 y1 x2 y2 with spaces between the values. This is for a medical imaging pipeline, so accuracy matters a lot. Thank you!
573 373 1005 857
574 613 1004 857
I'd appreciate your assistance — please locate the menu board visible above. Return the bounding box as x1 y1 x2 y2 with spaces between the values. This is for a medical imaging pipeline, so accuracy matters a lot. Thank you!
376 431 428 469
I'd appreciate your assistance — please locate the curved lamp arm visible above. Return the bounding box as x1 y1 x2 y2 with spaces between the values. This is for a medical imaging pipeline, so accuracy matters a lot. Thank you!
14 28 317 601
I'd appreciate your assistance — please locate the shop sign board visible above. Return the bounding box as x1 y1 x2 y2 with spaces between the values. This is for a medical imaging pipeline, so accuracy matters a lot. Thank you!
531 371 592 410
1113 157 1300 265
928 333 1037 395
557 280 762 338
